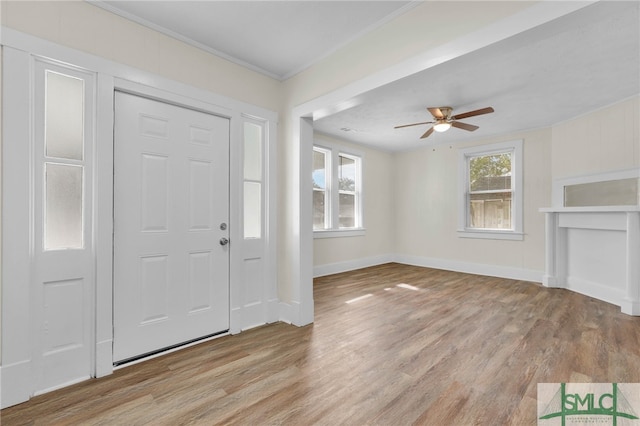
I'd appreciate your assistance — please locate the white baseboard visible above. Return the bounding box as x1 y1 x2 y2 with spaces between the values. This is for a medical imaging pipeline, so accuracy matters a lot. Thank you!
313 253 542 283
95 339 113 378
565 276 625 309
230 307 242 334
267 298 280 323
393 254 543 283
621 300 640 316
278 300 314 327
313 254 394 278
1 359 31 409
278 301 294 325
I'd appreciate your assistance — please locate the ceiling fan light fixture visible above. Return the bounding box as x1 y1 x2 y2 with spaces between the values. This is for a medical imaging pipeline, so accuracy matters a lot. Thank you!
394 106 493 139
433 120 451 132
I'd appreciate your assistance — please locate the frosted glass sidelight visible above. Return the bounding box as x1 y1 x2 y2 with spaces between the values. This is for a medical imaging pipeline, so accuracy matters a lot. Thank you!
45 163 83 250
244 182 262 239
45 71 84 160
244 122 262 181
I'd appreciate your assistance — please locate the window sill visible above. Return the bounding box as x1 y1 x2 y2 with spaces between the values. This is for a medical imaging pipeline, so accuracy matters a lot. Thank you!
457 229 524 241
314 228 366 239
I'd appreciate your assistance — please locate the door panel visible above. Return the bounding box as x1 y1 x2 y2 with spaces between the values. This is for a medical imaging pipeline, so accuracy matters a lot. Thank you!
113 92 230 363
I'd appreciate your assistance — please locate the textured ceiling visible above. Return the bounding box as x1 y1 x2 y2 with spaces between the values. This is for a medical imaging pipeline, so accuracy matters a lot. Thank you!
313 0 640 151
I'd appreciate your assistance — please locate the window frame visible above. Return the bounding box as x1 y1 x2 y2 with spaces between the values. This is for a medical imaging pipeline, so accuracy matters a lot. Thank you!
458 140 523 240
313 142 364 238
242 118 265 240
38 63 93 252
312 146 332 231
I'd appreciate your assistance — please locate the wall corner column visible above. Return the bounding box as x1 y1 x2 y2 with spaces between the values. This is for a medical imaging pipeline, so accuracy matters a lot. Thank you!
294 116 314 326
543 211 562 288
622 211 640 315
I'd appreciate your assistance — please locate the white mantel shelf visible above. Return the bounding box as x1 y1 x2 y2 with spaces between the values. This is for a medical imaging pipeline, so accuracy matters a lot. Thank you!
540 207 640 315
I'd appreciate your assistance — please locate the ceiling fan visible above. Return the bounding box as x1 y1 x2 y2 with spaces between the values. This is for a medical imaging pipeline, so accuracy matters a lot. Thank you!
395 106 494 139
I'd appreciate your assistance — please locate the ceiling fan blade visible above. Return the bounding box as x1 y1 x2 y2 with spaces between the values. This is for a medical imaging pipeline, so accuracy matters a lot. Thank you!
451 121 479 132
420 127 435 139
394 121 433 129
451 107 494 120
427 107 444 119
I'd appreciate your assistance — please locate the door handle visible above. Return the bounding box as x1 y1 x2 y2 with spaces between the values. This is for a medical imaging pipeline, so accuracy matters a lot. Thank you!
219 237 229 246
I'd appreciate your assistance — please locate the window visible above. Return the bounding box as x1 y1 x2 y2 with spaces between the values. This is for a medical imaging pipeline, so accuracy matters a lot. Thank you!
338 154 358 228
43 69 89 250
458 140 523 240
313 144 363 237
243 120 264 239
313 147 330 229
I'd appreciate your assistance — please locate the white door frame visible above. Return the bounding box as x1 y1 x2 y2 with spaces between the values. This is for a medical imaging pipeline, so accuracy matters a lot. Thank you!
1 28 278 408
102 79 237 370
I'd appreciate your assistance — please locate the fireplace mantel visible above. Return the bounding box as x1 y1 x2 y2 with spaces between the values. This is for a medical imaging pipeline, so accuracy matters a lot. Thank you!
540 206 640 315
541 168 640 315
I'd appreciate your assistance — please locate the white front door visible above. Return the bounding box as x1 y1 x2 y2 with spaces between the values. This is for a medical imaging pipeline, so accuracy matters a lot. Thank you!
113 92 230 363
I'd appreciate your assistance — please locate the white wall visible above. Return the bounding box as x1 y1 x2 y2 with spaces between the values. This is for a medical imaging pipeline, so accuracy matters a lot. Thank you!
551 96 640 179
312 133 394 276
394 128 551 280
0 1 281 111
323 97 637 283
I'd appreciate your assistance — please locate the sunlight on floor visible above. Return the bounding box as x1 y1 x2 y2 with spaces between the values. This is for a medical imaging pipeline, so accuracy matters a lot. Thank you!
346 283 421 304
397 283 420 291
345 294 373 304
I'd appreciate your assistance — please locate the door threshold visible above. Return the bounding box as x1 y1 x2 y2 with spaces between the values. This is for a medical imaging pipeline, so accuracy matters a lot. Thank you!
113 330 229 369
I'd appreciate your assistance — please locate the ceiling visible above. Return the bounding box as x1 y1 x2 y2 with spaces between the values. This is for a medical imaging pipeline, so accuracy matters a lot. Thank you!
94 0 415 80
93 1 639 152
314 0 640 151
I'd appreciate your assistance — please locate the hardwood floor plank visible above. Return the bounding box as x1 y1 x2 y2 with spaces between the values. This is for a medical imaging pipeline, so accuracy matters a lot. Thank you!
3 263 640 425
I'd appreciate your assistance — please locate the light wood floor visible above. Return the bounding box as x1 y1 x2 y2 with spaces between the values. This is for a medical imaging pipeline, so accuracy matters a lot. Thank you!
3 263 640 425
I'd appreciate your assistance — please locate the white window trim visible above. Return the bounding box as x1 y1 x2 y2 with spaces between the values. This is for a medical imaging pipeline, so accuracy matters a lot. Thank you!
313 141 364 238
458 140 523 240
313 228 366 239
